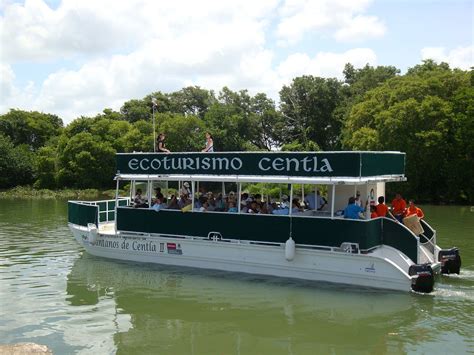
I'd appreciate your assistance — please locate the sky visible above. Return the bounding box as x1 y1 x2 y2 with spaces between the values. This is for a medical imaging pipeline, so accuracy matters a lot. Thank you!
0 0 472 124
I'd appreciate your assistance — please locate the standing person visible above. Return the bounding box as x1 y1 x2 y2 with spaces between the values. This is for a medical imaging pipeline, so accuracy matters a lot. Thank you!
355 191 362 207
343 196 367 219
156 133 170 153
202 132 214 152
405 199 424 218
304 189 327 211
391 193 407 222
375 196 389 217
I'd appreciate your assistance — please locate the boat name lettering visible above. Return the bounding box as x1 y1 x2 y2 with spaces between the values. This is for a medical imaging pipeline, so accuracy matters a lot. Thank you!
128 156 244 172
258 157 333 173
128 156 332 173
95 239 158 253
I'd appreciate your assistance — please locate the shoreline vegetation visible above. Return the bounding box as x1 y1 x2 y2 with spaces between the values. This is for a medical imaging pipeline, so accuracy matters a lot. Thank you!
1 61 472 204
0 186 117 200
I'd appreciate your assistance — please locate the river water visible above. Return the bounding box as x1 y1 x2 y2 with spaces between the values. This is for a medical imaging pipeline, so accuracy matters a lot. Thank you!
0 200 473 354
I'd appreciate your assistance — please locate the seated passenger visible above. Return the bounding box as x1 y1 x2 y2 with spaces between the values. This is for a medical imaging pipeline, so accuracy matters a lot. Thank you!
199 201 209 212
370 205 378 219
292 198 303 214
227 201 238 213
375 196 389 217
254 194 264 209
178 194 190 209
343 196 367 219
167 195 180 210
405 199 424 219
207 193 216 211
133 189 148 208
241 196 253 213
272 197 289 215
248 201 260 214
180 182 191 196
153 187 164 205
215 193 226 211
151 197 164 211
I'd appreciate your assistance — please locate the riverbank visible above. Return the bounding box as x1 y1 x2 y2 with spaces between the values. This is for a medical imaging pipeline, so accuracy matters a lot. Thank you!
0 186 117 200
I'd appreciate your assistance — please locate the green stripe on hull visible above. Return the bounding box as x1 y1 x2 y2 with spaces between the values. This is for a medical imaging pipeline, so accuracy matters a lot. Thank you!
116 208 418 263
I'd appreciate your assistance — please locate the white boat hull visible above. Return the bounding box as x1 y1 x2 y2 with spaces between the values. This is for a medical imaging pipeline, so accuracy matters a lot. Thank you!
69 223 415 292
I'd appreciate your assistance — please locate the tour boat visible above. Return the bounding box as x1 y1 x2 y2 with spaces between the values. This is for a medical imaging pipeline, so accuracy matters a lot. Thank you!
68 151 461 293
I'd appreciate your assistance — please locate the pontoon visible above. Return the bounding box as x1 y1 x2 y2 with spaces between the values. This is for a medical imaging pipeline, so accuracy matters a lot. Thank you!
68 151 461 293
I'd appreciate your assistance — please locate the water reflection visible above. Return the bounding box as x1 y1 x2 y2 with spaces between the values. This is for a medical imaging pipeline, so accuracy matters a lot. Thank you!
67 254 425 354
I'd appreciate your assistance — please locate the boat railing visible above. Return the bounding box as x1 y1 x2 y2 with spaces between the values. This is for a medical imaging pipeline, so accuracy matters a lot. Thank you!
68 198 130 227
419 219 437 257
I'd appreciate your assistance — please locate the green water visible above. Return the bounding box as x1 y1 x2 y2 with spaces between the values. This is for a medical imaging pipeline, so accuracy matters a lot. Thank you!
0 201 473 354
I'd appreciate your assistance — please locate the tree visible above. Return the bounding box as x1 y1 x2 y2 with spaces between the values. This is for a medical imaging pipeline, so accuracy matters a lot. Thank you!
0 134 35 188
0 109 63 150
279 76 344 150
34 145 57 189
168 86 216 118
57 132 116 188
343 62 473 203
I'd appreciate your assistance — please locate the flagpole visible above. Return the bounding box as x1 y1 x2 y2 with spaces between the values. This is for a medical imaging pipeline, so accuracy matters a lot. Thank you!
152 98 157 152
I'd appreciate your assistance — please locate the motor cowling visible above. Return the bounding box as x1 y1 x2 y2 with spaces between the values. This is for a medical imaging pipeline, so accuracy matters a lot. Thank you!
438 247 461 274
409 264 434 293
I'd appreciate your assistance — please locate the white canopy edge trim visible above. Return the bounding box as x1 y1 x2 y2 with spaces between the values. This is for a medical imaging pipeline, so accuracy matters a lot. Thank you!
115 174 406 184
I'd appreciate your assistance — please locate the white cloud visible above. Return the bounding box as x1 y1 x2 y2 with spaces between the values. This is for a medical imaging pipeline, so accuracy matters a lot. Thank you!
334 15 385 42
277 48 377 83
0 0 386 123
276 0 385 45
421 46 474 70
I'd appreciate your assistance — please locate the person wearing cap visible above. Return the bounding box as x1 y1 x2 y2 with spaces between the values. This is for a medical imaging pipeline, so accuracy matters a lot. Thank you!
180 182 191 196
304 189 327 211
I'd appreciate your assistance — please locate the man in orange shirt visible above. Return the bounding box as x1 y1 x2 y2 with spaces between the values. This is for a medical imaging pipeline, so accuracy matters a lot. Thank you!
405 199 424 218
391 193 407 222
375 196 389 217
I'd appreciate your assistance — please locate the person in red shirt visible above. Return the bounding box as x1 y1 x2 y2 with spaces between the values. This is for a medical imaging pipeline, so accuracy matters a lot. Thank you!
405 199 424 219
391 193 407 222
370 205 378 219
375 196 389 217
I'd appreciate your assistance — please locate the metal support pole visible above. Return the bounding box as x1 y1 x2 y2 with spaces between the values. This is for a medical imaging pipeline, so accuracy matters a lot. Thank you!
331 184 336 219
191 180 195 211
147 180 152 207
114 178 119 233
237 182 241 213
289 184 293 216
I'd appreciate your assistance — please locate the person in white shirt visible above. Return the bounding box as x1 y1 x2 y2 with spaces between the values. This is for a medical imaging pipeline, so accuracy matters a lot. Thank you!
304 189 327 210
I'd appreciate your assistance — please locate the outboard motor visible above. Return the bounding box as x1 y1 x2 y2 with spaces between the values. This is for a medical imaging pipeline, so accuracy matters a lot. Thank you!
438 247 461 274
409 264 434 293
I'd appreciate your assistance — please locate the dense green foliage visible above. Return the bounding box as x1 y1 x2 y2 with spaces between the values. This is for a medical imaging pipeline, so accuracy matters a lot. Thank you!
0 62 472 203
